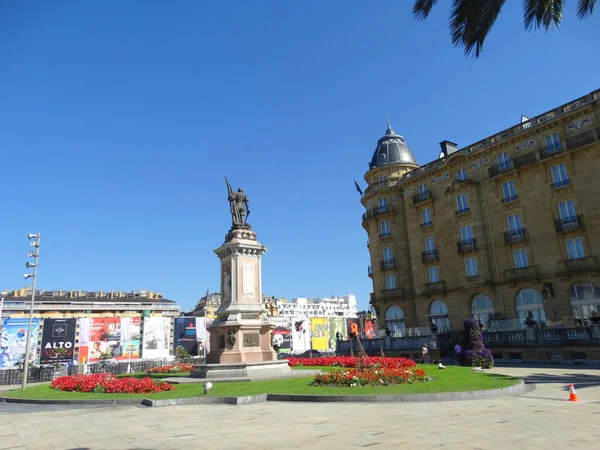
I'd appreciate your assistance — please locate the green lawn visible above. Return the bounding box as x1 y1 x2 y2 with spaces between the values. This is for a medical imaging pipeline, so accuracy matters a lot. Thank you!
1 366 519 400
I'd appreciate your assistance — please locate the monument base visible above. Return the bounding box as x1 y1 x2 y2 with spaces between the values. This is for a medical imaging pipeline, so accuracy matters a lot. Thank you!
190 360 292 380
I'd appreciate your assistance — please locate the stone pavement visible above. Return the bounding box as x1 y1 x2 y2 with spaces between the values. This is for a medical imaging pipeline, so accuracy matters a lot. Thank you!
0 366 598 450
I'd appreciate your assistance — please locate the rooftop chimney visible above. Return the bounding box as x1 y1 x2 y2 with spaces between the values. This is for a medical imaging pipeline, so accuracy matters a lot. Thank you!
439 140 458 158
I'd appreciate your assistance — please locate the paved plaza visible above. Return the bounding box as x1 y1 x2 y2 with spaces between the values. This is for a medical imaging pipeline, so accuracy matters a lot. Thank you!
0 367 599 450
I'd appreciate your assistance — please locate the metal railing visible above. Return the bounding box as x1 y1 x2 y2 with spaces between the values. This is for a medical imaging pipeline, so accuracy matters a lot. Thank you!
367 265 373 277
550 179 571 189
457 238 477 253
379 288 404 299
412 191 433 205
420 221 433 228
380 259 395 270
421 281 445 294
421 249 439 262
566 130 594 150
555 215 583 232
559 256 596 273
504 265 538 280
538 143 564 159
484 327 594 347
379 232 392 239
501 195 518 204
504 228 527 244
513 151 538 168
455 207 470 215
488 160 514 177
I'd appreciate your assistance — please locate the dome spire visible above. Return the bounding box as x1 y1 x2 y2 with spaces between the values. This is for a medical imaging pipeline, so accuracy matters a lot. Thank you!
386 105 394 135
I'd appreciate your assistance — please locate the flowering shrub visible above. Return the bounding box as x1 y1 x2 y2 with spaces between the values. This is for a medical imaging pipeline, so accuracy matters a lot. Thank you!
287 356 416 370
51 373 175 394
312 367 428 387
459 319 494 369
147 363 193 374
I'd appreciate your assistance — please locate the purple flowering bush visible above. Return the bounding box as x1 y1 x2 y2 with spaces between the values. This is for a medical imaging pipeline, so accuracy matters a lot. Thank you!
459 319 494 369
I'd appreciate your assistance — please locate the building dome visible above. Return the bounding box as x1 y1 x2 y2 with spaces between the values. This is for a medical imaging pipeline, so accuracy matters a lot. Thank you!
369 123 417 169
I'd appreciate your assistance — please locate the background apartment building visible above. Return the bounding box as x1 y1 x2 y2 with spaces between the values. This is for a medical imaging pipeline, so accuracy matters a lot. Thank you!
362 89 600 355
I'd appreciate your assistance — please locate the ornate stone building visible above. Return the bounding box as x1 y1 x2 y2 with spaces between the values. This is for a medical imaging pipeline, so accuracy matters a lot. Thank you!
362 89 600 350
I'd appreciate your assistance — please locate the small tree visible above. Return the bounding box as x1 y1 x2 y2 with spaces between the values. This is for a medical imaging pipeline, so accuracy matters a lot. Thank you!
175 345 190 360
53 348 68 368
459 319 494 369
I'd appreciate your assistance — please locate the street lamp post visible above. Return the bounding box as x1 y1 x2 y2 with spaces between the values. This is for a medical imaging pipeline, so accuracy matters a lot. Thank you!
22 233 40 389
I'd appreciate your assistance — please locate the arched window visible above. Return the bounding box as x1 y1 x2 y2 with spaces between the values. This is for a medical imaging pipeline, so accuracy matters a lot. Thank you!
516 288 546 327
429 300 450 333
569 282 600 325
471 295 494 329
385 305 405 337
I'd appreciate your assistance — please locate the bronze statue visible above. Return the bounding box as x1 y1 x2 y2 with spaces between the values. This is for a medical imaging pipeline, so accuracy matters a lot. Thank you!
225 177 251 228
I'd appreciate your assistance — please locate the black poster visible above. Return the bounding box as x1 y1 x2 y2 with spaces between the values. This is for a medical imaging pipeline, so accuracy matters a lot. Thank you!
40 318 76 364
173 318 198 355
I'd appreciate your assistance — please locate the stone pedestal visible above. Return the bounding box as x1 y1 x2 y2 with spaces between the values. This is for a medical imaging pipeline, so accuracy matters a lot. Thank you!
206 227 276 364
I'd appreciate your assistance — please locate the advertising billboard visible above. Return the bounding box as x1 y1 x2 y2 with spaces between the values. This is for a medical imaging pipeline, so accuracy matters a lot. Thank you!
40 318 76 364
142 317 170 359
310 317 329 351
363 319 376 339
291 317 310 353
273 328 291 354
78 317 141 363
173 318 197 355
346 318 361 338
328 317 346 351
0 318 40 368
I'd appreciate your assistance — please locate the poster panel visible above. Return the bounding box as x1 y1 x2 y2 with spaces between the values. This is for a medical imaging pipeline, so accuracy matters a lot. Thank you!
291 317 310 354
363 319 376 339
328 317 346 351
346 318 361 338
40 318 76 364
0 318 40 368
174 318 198 355
120 317 141 360
86 317 140 362
273 328 291 353
310 317 329 351
142 317 170 359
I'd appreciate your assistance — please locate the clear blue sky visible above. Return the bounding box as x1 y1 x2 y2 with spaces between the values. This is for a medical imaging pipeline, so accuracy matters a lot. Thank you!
1 1 598 312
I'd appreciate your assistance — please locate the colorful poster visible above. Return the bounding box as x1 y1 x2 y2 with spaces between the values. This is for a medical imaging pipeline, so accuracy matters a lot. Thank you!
291 317 310 353
311 317 329 351
346 318 361 338
40 318 76 364
78 317 90 363
328 318 346 351
363 319 376 339
273 328 291 353
85 317 140 362
0 318 40 368
142 317 170 359
174 318 198 355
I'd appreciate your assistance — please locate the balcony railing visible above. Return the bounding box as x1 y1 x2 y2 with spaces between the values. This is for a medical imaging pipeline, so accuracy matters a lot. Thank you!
412 191 433 205
380 259 395 270
421 249 439 263
364 179 395 195
420 221 433 228
362 208 379 221
555 215 583 233
421 281 445 295
455 207 470 215
457 238 477 253
379 232 392 239
550 179 571 189
505 265 538 280
501 195 518 204
539 142 564 159
559 256 596 273
513 151 538 168
484 327 593 347
566 130 594 150
367 265 373 277
504 228 527 244
379 288 404 299
488 160 514 177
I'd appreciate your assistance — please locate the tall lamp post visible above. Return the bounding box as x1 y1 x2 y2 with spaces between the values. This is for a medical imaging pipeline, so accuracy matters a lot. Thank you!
22 233 40 389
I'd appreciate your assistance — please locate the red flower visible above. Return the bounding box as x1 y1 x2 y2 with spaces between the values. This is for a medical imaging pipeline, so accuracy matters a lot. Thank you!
51 374 175 394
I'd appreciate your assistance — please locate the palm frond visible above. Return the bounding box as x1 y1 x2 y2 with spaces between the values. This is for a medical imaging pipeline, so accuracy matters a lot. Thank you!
577 0 596 18
523 0 564 30
413 0 438 21
449 0 506 58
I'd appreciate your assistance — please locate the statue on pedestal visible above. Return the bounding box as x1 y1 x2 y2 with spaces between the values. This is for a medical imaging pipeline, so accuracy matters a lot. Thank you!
225 177 251 228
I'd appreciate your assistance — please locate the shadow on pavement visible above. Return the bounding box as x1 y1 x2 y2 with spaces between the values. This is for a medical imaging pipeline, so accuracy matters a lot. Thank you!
521 372 600 390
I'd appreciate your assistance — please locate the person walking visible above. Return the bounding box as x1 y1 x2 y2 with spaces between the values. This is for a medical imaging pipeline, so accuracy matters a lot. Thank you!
422 343 430 363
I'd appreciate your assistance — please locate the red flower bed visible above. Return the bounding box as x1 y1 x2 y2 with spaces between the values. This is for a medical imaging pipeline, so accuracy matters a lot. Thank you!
147 363 193 374
287 356 416 370
312 367 428 387
51 373 175 394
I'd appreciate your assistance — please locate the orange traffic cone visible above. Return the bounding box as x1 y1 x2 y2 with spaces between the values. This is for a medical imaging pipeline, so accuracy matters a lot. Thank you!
568 384 580 402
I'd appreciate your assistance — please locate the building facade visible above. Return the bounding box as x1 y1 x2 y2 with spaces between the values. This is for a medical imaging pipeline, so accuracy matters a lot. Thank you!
277 295 358 318
362 89 600 345
192 291 221 318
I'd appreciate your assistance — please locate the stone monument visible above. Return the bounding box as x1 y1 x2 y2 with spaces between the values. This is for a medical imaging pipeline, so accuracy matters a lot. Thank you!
190 178 291 380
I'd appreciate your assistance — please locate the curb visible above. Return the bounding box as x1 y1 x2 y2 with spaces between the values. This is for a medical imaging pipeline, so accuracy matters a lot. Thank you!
0 380 531 407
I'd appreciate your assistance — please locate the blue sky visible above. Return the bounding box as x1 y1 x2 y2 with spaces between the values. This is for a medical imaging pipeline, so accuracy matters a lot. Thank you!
1 1 598 312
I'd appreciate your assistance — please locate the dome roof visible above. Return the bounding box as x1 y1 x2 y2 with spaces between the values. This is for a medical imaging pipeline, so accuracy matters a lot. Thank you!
369 123 417 169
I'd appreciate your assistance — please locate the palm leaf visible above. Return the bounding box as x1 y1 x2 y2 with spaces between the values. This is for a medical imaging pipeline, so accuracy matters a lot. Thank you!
523 0 565 30
577 0 596 18
413 0 438 20
450 0 506 58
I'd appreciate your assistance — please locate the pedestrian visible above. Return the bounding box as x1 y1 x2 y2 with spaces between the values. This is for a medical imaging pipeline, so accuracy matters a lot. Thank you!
422 343 430 363
454 343 462 364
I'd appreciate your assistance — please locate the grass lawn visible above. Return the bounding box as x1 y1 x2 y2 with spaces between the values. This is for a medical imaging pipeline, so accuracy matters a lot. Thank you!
1 366 519 400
